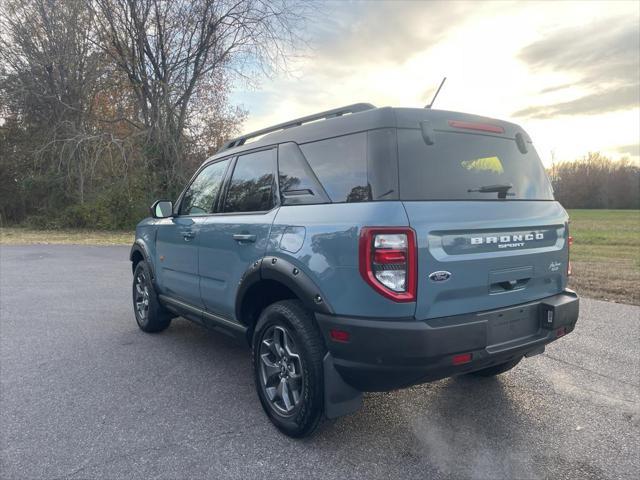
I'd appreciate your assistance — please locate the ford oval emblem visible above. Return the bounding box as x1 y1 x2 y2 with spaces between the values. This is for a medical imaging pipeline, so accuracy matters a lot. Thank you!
429 271 451 282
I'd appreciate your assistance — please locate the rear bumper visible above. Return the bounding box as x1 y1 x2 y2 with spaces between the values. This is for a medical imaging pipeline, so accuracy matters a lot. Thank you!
316 290 579 392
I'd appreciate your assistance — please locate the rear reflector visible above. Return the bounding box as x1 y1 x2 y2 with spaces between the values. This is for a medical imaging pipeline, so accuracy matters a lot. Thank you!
452 353 472 365
556 327 567 338
448 120 505 134
329 329 350 343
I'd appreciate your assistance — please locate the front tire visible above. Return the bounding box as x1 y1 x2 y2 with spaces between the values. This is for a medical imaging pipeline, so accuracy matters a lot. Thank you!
252 300 325 438
132 261 171 333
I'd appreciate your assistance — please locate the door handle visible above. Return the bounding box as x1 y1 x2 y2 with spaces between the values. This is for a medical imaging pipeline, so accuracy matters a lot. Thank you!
183 232 195 241
233 233 256 243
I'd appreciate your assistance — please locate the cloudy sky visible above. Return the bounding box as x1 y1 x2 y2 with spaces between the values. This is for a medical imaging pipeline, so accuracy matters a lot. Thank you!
231 0 640 166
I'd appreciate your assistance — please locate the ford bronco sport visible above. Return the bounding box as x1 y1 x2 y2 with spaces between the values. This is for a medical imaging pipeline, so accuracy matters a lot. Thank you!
130 103 579 437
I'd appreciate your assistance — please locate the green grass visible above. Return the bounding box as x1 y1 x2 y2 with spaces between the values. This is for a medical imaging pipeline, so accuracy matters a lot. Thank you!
567 209 639 304
0 227 133 245
568 209 640 263
568 209 639 246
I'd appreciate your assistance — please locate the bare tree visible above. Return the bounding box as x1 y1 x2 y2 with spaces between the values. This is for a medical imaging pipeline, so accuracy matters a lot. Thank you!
550 153 640 209
0 0 110 204
0 0 311 227
92 0 309 191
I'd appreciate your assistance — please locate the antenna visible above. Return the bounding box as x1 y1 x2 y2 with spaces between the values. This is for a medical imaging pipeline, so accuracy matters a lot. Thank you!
425 77 447 109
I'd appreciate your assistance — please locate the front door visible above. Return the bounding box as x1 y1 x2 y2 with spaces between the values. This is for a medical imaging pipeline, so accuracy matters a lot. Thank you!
198 148 278 320
156 158 231 307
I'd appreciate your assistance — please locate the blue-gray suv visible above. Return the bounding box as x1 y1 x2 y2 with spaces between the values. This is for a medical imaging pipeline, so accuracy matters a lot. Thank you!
130 103 579 437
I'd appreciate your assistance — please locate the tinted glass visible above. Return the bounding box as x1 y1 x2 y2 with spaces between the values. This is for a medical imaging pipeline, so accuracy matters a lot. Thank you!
367 128 399 200
397 130 554 200
278 143 330 205
180 159 229 215
223 149 275 212
279 145 317 194
299 133 371 203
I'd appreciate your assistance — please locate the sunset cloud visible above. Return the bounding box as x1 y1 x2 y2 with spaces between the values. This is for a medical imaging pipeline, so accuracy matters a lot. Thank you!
232 0 640 165
514 20 640 118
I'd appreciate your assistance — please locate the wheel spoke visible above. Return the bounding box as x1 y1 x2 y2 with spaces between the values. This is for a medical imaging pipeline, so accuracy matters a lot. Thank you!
273 327 286 357
281 330 298 359
279 378 293 412
262 338 280 359
265 386 277 401
260 353 280 384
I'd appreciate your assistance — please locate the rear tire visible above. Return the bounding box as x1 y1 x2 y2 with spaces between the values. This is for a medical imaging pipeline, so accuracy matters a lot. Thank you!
252 300 325 438
468 357 522 377
132 261 171 333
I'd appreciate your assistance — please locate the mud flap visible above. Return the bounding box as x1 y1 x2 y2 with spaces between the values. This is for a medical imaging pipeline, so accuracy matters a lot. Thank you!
323 353 363 419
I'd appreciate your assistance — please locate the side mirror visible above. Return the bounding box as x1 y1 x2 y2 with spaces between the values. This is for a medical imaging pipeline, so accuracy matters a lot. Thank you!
150 200 173 219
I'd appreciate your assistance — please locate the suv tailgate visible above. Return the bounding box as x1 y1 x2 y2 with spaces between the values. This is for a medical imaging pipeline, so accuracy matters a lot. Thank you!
404 200 569 319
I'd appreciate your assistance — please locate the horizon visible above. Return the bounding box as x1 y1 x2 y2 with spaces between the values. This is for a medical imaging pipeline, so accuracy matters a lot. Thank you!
231 0 640 167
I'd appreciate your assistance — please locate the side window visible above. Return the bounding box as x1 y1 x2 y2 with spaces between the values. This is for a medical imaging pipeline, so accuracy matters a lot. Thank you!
299 132 370 203
223 149 275 213
179 159 229 215
278 142 330 205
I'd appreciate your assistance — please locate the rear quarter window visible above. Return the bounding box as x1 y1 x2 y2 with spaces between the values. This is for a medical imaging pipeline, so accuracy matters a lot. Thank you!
299 133 371 203
277 142 330 205
397 129 554 200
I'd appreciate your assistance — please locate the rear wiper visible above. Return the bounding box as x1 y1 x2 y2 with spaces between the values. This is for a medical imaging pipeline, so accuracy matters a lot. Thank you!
467 184 514 199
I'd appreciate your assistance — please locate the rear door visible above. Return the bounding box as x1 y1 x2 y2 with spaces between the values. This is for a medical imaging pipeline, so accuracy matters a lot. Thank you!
397 117 569 320
198 148 278 320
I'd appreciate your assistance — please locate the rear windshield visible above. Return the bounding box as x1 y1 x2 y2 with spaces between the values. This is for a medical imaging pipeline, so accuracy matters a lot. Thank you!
397 129 554 200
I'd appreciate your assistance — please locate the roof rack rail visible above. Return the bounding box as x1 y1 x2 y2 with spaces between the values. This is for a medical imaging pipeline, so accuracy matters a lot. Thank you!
218 103 376 152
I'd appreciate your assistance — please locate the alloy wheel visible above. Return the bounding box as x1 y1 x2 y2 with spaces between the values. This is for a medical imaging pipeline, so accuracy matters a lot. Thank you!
134 270 150 323
258 325 304 416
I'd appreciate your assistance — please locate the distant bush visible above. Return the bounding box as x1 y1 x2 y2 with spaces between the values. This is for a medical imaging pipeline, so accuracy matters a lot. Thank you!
549 153 640 209
21 180 152 230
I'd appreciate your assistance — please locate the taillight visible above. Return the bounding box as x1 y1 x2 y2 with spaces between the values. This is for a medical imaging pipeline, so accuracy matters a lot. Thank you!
567 235 573 276
359 227 417 302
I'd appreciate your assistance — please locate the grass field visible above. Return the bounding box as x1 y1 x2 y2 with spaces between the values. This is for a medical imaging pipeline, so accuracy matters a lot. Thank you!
0 228 133 246
2 209 639 305
567 209 639 305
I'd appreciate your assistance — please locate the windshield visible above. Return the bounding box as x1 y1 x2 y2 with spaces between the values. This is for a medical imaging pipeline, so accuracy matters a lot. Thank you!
397 129 554 200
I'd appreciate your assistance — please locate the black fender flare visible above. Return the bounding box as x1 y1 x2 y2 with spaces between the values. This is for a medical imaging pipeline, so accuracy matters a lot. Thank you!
234 257 264 323
234 255 334 325
129 240 156 281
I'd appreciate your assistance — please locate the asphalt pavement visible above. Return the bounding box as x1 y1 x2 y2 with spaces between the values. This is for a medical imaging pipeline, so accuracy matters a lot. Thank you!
1 245 639 479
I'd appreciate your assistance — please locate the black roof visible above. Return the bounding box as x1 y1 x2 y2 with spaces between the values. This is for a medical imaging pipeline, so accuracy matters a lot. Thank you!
210 103 526 161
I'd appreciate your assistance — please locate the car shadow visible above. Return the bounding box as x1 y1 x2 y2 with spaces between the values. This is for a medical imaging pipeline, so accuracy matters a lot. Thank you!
312 374 544 478
139 318 544 478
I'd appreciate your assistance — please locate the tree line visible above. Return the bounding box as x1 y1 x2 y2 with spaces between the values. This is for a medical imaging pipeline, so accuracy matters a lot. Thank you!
0 0 309 229
1 2 637 231
548 153 639 209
